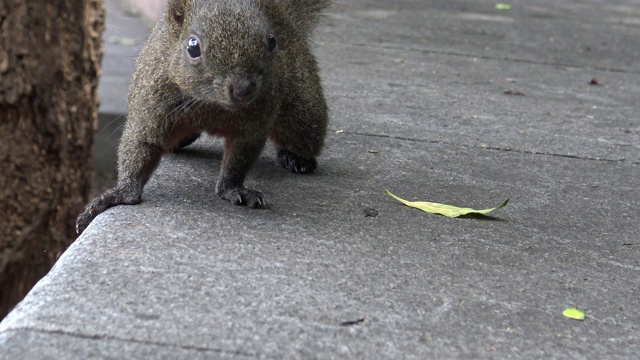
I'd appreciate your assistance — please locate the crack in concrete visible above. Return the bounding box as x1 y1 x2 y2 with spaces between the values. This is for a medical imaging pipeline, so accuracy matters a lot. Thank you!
350 43 640 75
0 327 256 358
349 130 630 163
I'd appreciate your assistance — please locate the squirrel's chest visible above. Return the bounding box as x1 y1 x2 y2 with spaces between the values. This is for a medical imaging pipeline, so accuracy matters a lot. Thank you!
173 100 277 136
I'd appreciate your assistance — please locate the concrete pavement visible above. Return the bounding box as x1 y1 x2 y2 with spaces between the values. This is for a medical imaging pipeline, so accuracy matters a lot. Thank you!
1 0 639 358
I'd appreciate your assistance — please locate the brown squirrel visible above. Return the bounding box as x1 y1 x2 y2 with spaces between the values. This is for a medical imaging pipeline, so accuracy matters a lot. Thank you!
76 0 330 233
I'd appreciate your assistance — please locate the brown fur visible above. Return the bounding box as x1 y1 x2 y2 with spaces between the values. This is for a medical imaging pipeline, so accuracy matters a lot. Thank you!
76 0 330 233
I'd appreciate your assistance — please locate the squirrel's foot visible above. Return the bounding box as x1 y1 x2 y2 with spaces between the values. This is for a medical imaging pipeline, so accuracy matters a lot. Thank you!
216 186 265 208
76 185 142 234
277 149 317 174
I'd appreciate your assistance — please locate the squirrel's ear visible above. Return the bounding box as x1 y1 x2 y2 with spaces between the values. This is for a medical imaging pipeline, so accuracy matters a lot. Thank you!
168 0 187 28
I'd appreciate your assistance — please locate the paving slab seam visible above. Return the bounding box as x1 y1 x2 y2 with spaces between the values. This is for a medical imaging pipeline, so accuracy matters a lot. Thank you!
350 130 633 163
348 42 640 75
0 327 256 358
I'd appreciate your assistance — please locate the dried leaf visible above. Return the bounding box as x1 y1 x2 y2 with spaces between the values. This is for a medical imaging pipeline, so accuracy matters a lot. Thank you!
386 190 508 218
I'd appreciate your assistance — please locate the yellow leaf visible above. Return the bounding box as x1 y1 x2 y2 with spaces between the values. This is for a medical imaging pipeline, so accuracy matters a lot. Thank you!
385 190 508 218
495 3 512 10
563 307 586 320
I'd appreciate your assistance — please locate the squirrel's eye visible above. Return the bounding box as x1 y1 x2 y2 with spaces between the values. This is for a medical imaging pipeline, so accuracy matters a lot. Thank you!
187 37 201 59
267 34 277 52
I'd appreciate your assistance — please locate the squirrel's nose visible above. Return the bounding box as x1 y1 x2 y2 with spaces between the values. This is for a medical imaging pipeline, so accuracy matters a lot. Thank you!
228 79 256 104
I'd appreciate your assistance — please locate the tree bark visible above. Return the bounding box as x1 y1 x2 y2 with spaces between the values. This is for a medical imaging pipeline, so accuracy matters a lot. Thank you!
0 0 104 318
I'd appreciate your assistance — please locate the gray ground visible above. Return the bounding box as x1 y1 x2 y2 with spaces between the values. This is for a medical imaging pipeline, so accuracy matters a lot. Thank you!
1 0 639 359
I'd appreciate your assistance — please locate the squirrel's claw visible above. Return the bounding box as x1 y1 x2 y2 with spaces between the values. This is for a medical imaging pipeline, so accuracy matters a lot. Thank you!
219 187 264 209
276 149 317 174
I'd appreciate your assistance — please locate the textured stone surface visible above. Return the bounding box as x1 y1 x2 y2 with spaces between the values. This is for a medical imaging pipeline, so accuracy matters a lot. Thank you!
1 0 639 358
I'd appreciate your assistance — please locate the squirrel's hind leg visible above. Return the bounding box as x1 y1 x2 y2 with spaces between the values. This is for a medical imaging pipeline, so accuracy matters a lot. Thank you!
276 149 317 174
271 98 328 174
271 56 328 174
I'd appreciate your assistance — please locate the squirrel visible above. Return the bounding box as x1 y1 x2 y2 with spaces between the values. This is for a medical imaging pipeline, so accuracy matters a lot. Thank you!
76 0 331 233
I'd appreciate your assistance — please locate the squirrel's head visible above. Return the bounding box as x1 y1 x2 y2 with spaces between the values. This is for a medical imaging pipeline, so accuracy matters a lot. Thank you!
167 0 277 110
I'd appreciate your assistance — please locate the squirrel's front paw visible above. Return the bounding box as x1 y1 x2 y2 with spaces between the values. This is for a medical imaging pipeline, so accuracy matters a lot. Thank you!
217 187 265 208
76 197 112 234
76 186 142 234
277 149 317 174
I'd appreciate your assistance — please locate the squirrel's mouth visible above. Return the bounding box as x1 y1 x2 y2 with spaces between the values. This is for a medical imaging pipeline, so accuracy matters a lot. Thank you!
198 77 260 111
224 77 259 110
218 99 255 112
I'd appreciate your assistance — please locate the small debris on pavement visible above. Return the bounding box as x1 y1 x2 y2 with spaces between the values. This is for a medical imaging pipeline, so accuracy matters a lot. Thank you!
339 318 365 326
589 78 600 86
504 90 525 96
367 149 379 154
364 207 379 217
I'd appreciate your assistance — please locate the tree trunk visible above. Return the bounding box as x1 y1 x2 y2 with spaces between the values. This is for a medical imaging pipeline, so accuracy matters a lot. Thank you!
0 0 104 318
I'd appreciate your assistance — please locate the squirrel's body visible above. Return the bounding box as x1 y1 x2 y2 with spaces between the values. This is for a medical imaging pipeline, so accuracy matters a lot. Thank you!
77 0 330 233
